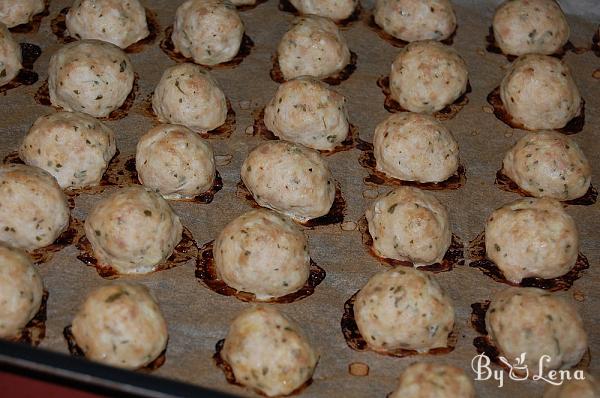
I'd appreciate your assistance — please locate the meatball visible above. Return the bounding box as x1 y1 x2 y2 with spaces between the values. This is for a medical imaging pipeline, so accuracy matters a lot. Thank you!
263 77 349 151
543 373 600 398
71 283 168 370
390 40 468 114
374 0 456 42
0 164 70 251
19 111 117 189
502 131 591 201
486 287 588 372
221 306 318 397
493 0 570 56
66 0 149 49
48 40 135 118
136 124 216 200
0 0 45 28
277 15 351 81
0 23 22 86
485 198 578 283
152 63 227 132
241 141 336 221
373 112 459 183
354 267 455 352
214 209 310 299
0 244 43 339
390 362 476 398
500 54 581 130
289 0 357 21
366 187 451 266
172 0 244 66
84 186 183 274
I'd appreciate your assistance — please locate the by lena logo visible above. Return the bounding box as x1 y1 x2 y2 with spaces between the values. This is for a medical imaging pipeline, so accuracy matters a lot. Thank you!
471 353 585 388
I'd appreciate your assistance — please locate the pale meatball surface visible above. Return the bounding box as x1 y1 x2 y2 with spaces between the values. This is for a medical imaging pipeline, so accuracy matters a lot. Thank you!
390 362 476 398
0 23 22 86
0 0 45 28
71 283 168 370
84 186 183 274
486 287 588 372
20 111 117 189
374 112 459 183
214 209 310 299
500 54 581 130
241 141 336 221
0 164 69 251
390 40 468 114
354 267 455 352
544 373 600 398
152 63 227 132
172 0 244 66
289 0 357 21
0 244 43 339
222 306 318 397
366 187 451 266
136 124 216 200
277 15 351 80
493 0 570 56
502 131 591 201
48 40 135 118
263 77 349 151
485 198 578 283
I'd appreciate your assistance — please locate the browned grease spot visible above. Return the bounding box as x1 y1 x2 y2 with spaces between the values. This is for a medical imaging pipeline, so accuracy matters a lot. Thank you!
0 43 41 95
468 231 589 292
13 290 48 346
366 14 456 48
348 362 369 377
8 0 49 34
278 0 362 27
236 0 269 11
29 218 84 265
270 51 357 86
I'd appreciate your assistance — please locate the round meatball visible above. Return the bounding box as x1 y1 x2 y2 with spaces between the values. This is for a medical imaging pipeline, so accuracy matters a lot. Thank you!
289 0 357 21
0 23 22 86
222 306 318 397
0 164 70 251
277 15 351 81
500 54 581 130
0 0 45 28
19 111 117 189
0 244 43 339
214 209 310 299
84 186 183 274
136 124 216 200
71 283 168 370
172 0 244 66
66 0 149 49
390 362 476 398
152 63 227 132
502 131 591 201
354 267 455 352
241 141 336 222
493 0 570 56
263 77 349 151
485 198 578 283
374 0 456 42
390 40 468 114
544 373 600 398
366 187 451 266
487 287 588 372
374 112 459 183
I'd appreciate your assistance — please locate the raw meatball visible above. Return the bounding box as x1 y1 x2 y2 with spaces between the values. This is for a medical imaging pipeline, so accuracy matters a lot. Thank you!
0 0 45 28
48 40 135 118
485 198 578 283
277 15 351 80
172 0 244 66
502 131 591 201
289 0 357 21
390 40 468 114
486 287 588 372
500 54 581 130
66 0 150 49
84 186 183 274
354 267 455 352
221 306 318 397
71 283 168 370
152 63 227 132
19 111 117 189
0 23 22 86
0 244 43 339
374 0 456 42
374 112 459 183
136 124 216 200
214 209 310 299
493 0 570 56
263 77 349 151
0 164 70 251
390 362 476 398
365 187 452 266
241 141 336 221
544 373 600 398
